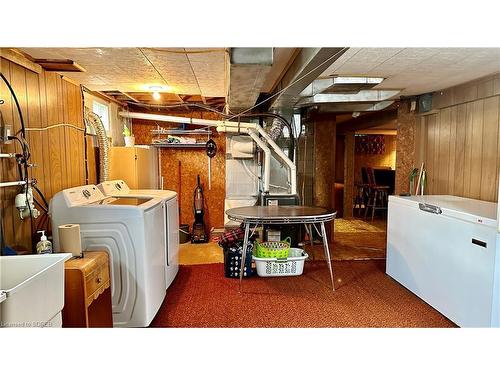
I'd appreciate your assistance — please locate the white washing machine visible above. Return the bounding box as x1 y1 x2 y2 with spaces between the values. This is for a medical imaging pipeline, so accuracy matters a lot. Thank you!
97 180 179 289
49 185 166 327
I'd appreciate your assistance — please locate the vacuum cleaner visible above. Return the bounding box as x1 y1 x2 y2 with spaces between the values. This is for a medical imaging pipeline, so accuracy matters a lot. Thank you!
191 175 208 243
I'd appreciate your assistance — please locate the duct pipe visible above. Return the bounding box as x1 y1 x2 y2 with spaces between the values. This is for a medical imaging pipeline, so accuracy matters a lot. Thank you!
119 111 297 195
246 130 271 194
84 108 110 182
217 125 297 195
119 111 256 129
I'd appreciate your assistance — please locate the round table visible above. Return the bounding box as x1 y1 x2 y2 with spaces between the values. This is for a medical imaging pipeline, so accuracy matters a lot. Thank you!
225 205 337 291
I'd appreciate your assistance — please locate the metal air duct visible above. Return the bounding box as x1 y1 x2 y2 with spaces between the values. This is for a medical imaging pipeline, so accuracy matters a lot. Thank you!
84 107 110 182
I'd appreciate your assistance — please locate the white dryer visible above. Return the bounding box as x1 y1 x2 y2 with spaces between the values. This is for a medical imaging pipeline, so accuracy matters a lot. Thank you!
49 185 166 327
97 180 179 289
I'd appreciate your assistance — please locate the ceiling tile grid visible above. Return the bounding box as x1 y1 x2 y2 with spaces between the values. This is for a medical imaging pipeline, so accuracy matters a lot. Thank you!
323 47 500 96
21 47 227 97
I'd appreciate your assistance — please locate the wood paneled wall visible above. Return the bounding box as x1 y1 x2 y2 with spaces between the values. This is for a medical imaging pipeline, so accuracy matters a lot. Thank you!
132 112 226 231
421 75 500 201
1 56 90 252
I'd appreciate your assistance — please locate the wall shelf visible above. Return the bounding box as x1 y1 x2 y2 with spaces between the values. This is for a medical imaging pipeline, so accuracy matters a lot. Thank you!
151 143 207 149
151 128 212 135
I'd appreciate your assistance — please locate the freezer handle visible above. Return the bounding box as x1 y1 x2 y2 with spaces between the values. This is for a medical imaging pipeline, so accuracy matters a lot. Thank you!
418 203 442 215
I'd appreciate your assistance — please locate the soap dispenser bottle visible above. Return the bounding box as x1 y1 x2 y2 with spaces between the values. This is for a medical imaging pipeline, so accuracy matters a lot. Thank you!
36 230 53 254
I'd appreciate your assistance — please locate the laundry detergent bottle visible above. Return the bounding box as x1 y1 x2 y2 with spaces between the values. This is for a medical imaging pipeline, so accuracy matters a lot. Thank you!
36 230 53 254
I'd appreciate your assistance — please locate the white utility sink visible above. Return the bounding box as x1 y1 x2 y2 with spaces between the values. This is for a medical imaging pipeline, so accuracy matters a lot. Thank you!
0 253 71 328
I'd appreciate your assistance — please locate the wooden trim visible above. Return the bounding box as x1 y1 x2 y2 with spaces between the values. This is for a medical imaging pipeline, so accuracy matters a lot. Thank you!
0 48 42 74
61 75 81 87
34 59 86 72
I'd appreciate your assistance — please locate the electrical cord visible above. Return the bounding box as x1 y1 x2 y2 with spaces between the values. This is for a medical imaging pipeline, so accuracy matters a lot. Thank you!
1 72 38 252
125 101 228 116
33 197 48 213
226 47 349 121
8 135 31 161
81 85 89 184
0 72 26 138
32 184 49 210
24 123 84 132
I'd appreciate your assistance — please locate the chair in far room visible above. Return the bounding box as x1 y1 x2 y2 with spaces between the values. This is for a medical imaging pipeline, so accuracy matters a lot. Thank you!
364 167 390 221
353 170 369 218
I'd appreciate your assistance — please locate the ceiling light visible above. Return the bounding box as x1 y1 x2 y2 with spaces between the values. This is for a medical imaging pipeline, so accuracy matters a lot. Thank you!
152 91 161 101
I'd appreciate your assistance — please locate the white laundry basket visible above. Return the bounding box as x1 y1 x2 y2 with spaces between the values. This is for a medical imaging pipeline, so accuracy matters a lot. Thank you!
252 248 308 277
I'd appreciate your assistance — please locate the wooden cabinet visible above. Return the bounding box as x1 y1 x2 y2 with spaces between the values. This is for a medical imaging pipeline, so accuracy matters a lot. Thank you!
62 251 113 328
109 146 159 189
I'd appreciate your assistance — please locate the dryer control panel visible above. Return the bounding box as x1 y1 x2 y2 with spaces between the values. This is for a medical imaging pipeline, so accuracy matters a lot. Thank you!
63 185 106 207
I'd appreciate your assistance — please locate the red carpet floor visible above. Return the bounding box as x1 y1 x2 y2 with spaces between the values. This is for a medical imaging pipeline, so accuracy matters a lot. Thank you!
150 260 456 328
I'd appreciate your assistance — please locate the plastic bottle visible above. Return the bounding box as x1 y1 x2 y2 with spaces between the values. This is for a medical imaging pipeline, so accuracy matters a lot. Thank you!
36 230 53 254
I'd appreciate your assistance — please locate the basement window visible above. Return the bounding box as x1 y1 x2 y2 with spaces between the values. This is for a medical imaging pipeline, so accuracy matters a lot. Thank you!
92 100 110 132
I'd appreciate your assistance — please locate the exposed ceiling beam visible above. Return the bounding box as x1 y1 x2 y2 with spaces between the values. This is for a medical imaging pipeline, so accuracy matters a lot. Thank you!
120 91 139 103
93 90 125 106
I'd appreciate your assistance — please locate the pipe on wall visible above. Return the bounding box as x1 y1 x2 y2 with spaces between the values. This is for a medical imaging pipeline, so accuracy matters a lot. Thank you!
217 125 297 195
246 130 271 194
118 111 297 195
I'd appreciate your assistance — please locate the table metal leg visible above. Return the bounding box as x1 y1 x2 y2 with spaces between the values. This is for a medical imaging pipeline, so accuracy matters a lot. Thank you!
239 222 250 293
303 223 315 260
320 221 335 291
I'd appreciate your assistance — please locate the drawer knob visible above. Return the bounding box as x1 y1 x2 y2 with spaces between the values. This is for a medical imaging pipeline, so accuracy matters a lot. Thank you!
97 277 102 283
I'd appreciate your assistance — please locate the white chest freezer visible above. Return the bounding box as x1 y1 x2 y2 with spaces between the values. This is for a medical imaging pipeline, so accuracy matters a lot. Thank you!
386 195 499 327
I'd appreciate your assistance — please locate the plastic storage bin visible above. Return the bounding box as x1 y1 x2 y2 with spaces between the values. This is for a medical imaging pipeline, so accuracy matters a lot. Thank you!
252 248 308 277
223 242 254 278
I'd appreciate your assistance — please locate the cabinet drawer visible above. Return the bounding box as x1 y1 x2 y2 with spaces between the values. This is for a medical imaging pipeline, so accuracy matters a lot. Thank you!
85 263 110 299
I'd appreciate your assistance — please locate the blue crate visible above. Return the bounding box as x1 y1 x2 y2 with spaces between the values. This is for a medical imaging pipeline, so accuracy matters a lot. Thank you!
223 242 254 278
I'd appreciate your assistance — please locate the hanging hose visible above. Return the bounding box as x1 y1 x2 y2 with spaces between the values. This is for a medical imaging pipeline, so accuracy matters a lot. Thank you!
84 107 110 182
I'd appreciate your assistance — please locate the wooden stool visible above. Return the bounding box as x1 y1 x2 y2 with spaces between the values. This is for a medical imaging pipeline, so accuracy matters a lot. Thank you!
363 167 389 221
354 183 369 217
